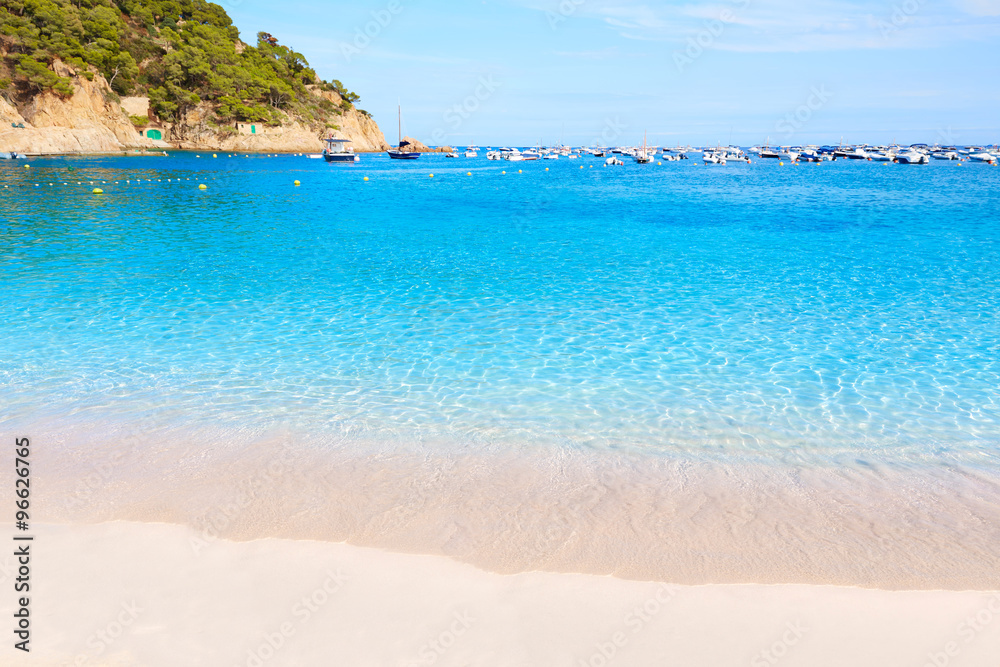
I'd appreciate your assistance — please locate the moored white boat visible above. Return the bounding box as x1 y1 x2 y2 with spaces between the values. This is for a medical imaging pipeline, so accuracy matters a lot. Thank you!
323 137 359 163
778 148 799 162
868 149 895 162
895 150 929 164
967 152 997 164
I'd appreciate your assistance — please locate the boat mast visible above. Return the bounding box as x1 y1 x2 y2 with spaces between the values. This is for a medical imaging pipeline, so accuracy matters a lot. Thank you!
398 103 401 148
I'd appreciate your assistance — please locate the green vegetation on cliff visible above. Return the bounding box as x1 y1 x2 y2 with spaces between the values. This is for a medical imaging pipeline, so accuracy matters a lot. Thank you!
0 0 363 127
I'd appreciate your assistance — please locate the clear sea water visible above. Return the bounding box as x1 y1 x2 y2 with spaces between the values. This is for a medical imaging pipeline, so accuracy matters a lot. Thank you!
2 153 999 586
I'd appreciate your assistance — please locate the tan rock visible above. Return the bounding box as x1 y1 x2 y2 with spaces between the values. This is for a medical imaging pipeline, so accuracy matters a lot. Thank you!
0 60 155 154
398 136 453 153
0 96 27 127
0 60 390 154
120 96 150 117
0 126 132 154
167 103 390 153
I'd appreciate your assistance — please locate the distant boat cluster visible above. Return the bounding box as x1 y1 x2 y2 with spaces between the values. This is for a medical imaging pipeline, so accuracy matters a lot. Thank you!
700 143 1000 165
305 140 1000 166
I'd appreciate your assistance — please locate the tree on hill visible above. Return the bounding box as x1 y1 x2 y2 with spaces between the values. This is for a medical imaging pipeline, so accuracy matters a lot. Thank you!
0 0 362 130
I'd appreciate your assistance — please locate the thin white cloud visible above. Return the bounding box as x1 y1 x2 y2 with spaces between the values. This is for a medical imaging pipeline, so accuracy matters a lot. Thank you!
510 0 1000 49
955 0 1000 16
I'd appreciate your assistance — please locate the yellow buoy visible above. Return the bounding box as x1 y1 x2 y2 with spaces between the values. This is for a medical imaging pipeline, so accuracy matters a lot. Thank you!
294 180 301 186
24 165 30 169
779 161 784 166
545 167 549 171
518 169 522 174
429 174 434 178
364 176 369 181
212 154 217 158
657 161 662 165
92 188 103 194
502 170 506 175
467 172 472 176
198 184 208 190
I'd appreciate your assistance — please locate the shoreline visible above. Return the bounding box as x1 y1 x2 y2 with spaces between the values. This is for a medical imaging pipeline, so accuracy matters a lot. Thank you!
21 418 1000 592
7 521 1000 666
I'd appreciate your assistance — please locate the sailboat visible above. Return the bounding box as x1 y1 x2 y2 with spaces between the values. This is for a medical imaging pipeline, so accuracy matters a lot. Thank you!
387 104 420 160
634 131 653 163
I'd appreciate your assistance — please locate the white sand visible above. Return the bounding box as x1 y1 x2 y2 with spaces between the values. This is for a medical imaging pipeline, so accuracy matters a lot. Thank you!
3 522 1000 666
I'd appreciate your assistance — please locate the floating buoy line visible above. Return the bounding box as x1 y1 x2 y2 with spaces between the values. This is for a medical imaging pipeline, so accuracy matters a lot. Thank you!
3 153 988 193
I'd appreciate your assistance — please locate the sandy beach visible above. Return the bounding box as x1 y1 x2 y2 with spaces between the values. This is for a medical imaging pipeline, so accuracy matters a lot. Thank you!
1 521 997 666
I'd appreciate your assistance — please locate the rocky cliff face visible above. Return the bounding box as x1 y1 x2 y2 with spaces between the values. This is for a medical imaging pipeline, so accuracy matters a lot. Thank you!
0 60 155 154
0 62 392 154
165 88 390 153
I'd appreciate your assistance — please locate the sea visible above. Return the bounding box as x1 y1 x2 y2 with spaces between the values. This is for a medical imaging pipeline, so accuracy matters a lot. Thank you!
2 152 998 588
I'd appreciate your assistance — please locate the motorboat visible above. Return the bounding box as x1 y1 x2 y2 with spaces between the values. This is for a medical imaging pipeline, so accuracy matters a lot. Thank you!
446 152 459 158
799 149 831 162
323 137 360 163
604 156 624 166
778 147 800 161
894 150 929 164
968 152 997 164
721 146 750 163
931 151 959 160
758 145 781 159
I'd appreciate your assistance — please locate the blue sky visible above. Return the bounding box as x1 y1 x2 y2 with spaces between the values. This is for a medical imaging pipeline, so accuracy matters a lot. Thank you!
224 0 1000 146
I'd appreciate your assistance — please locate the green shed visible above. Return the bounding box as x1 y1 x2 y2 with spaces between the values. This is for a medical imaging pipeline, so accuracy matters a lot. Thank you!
146 128 162 140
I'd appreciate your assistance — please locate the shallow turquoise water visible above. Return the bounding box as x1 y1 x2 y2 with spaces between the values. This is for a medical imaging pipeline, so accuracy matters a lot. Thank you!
2 153 999 469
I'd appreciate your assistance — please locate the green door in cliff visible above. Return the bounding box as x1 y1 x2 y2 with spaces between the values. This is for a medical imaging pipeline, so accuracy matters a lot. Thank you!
251 125 256 134
147 129 162 140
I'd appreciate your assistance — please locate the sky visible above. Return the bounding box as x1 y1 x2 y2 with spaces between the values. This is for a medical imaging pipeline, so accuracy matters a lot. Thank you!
223 0 1000 146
